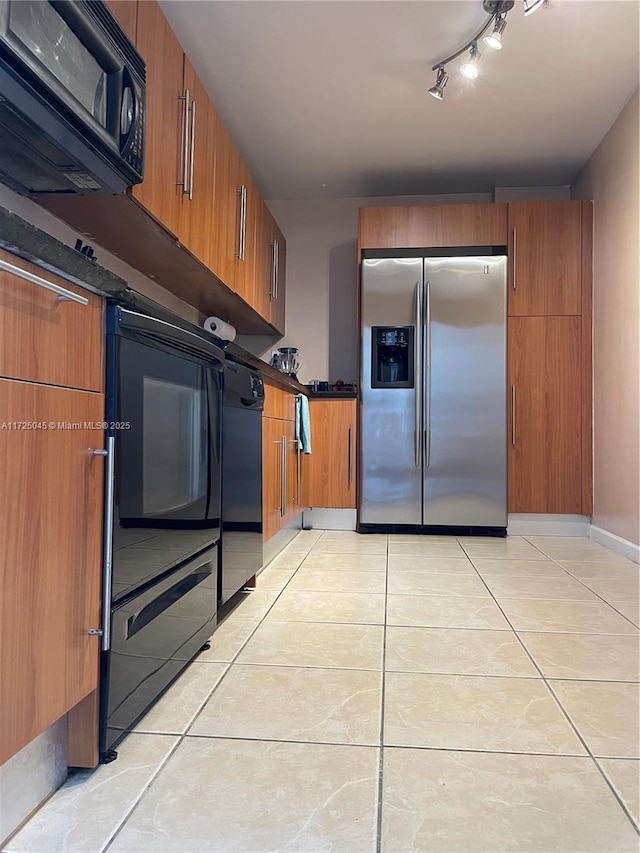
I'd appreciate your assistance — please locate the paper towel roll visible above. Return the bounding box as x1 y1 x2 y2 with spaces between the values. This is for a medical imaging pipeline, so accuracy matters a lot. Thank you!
203 316 236 342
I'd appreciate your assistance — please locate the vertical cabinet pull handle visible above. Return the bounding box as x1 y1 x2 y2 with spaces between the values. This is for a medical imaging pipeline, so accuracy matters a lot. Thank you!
178 89 190 193
281 435 287 516
236 185 247 261
511 384 517 446
274 239 279 300
512 227 517 290
297 439 301 505
424 280 431 468
414 280 422 469
188 100 196 201
95 436 115 651
347 425 352 488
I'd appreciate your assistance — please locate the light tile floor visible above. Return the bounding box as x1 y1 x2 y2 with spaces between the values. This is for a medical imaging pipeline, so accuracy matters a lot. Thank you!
5 532 640 853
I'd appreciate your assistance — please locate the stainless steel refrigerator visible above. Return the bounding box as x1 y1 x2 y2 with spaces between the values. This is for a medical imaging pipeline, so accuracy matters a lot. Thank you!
359 252 507 533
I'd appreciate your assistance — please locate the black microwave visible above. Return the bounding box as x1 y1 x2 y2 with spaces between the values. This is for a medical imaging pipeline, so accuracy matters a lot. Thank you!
0 0 145 195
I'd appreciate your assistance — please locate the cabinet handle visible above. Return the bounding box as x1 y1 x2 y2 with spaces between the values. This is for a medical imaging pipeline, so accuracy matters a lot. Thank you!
297 439 301 505
347 425 352 488
94 438 115 651
269 241 276 300
178 89 190 194
188 100 196 201
236 185 247 261
0 258 89 305
512 227 517 290
511 384 517 447
274 239 279 300
281 434 287 516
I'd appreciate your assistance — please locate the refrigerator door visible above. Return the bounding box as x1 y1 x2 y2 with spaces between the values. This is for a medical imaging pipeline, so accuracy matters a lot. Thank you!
423 256 507 527
360 258 423 525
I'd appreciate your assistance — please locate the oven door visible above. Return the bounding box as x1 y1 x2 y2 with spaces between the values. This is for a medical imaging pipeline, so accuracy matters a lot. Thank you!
101 546 218 755
0 0 142 163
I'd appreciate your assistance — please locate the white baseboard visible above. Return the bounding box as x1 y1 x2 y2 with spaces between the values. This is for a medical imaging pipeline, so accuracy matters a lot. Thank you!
507 514 591 536
589 525 640 564
302 508 357 530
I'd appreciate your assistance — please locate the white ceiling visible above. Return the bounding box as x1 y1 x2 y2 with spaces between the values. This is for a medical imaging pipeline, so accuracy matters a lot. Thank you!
160 0 640 200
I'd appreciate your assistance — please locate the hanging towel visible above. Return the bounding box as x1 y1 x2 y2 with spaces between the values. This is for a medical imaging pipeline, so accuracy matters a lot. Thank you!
296 393 312 454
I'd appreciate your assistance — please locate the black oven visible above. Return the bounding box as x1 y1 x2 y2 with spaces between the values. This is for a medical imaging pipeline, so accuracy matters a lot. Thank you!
99 304 224 760
0 0 144 195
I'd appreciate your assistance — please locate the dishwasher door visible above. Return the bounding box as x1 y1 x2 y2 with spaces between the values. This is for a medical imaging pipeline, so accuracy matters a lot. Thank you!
221 361 264 605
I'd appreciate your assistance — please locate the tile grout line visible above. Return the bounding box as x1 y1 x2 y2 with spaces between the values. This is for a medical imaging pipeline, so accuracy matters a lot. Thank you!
375 535 389 853
464 545 640 836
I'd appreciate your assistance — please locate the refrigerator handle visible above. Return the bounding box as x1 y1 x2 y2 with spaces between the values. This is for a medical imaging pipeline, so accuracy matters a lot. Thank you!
424 280 431 468
414 280 422 468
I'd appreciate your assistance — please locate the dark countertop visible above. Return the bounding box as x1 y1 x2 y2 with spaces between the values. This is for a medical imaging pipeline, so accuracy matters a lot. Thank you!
0 206 130 299
307 391 358 400
0 205 307 394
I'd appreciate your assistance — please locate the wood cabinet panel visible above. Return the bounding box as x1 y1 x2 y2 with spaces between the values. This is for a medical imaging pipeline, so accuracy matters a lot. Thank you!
0 251 103 392
253 197 273 323
263 382 296 421
103 0 137 43
180 59 217 270
359 204 508 249
0 380 104 765
131 0 185 238
262 417 285 542
305 399 356 508
508 201 582 316
508 317 582 513
580 202 594 515
210 125 242 292
270 218 287 334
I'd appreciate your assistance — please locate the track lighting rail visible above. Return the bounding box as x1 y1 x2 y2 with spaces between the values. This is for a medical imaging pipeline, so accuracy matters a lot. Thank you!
430 1 513 73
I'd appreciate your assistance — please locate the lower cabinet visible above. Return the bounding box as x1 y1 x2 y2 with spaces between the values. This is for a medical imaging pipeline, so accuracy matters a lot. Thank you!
508 317 583 513
303 399 356 509
0 379 104 764
262 384 303 543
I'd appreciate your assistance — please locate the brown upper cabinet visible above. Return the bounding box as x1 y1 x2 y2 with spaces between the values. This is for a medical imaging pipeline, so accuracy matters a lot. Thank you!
40 0 286 337
508 201 582 316
269 218 287 335
103 0 137 43
359 204 508 249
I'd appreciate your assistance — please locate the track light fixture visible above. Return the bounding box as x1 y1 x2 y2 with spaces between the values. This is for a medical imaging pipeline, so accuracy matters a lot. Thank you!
428 0 549 101
460 43 481 79
483 14 507 50
428 67 449 100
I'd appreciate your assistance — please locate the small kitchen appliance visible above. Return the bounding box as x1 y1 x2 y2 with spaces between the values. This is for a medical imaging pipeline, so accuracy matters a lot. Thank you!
271 346 303 378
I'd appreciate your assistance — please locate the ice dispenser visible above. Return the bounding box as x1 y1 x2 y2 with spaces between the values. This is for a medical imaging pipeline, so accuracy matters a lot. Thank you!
371 326 414 389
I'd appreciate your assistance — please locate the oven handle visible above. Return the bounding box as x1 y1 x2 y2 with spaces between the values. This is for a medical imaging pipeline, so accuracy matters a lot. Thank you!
114 306 225 364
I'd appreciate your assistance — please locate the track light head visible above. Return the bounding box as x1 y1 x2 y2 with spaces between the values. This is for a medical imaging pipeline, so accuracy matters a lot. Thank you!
523 0 545 15
428 67 449 100
483 14 507 49
460 44 481 79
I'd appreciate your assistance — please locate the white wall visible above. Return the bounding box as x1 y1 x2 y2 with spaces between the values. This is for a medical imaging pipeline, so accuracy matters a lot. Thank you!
571 92 640 548
266 192 492 384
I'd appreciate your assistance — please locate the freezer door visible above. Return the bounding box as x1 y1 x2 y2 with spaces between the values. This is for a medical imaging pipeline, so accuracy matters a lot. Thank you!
423 256 507 527
360 258 423 525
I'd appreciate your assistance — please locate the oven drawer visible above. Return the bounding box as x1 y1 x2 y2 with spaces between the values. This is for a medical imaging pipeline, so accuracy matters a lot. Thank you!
102 545 217 752
0 250 103 391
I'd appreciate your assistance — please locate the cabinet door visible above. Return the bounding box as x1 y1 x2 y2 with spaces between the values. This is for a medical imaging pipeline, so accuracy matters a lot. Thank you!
262 417 285 541
508 317 582 513
306 399 356 508
103 0 138 43
286 419 301 520
209 126 242 292
508 201 582 316
0 380 104 764
132 0 185 238
359 204 508 249
180 59 217 268
270 218 287 334
252 198 274 323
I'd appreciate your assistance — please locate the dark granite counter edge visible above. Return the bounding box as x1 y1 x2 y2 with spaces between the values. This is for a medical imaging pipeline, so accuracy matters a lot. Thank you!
307 392 358 399
0 207 131 299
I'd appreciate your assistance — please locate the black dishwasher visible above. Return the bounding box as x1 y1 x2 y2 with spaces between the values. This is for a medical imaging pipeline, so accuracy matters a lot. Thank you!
221 360 264 604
